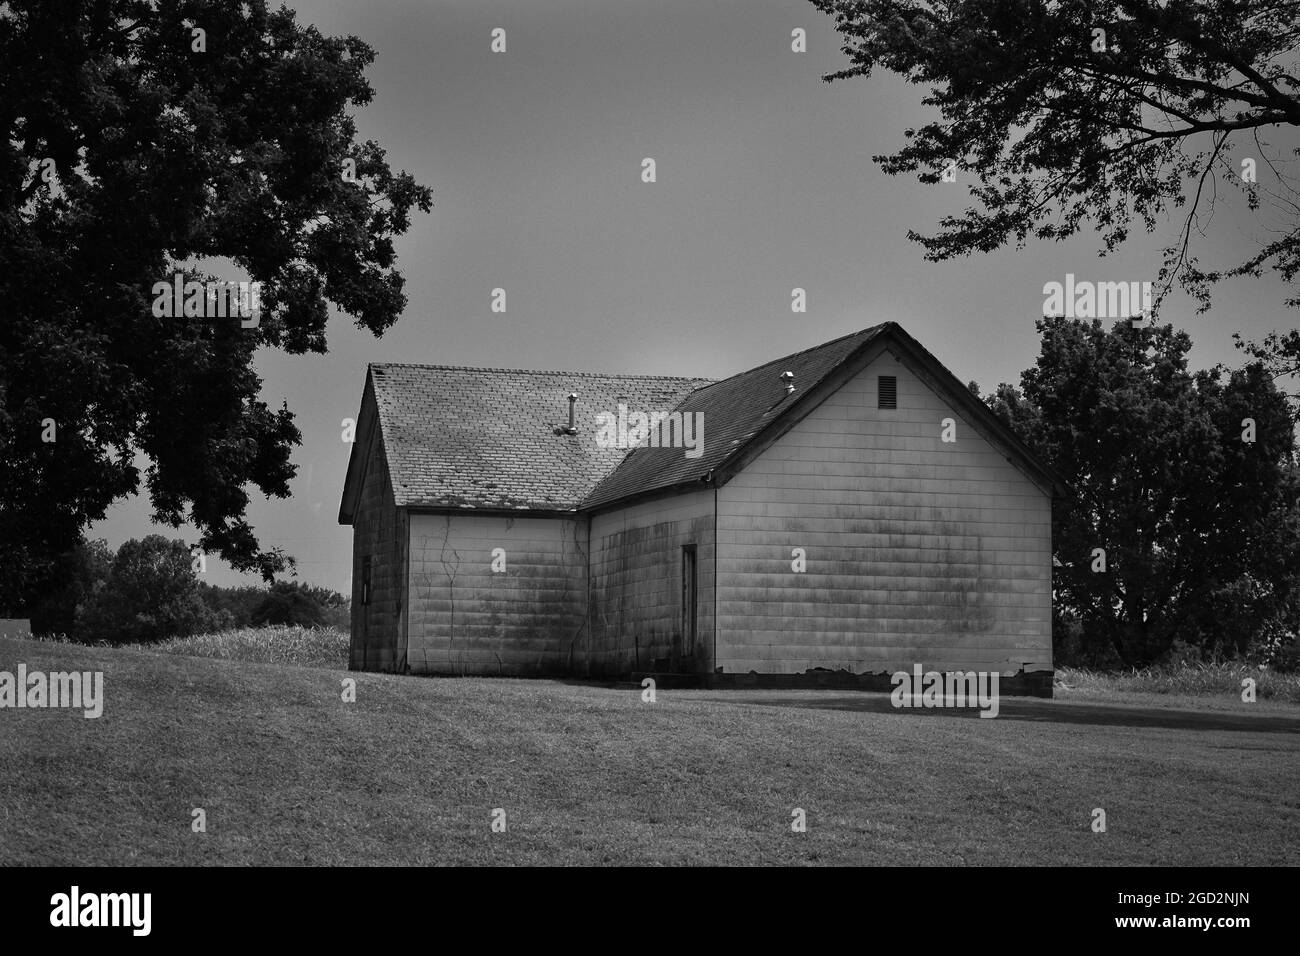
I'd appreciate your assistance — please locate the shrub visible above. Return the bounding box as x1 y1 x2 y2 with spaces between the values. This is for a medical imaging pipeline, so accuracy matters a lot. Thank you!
1052 611 1123 669
77 535 230 644
250 582 326 627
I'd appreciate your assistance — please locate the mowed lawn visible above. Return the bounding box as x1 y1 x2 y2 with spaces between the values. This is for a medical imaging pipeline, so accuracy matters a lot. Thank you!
1 636 1297 866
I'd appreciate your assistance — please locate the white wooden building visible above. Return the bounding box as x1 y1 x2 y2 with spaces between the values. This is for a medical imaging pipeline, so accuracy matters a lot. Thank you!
339 322 1061 693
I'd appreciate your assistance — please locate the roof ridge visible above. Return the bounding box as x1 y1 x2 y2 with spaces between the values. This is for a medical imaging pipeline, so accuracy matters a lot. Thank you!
687 323 890 394
580 323 896 510
366 326 891 384
369 362 715 382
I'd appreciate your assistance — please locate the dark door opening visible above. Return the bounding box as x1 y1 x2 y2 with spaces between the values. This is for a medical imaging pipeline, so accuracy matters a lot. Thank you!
681 544 697 660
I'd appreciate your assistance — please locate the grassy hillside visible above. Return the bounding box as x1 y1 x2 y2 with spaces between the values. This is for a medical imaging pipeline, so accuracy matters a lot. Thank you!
2 635 1297 865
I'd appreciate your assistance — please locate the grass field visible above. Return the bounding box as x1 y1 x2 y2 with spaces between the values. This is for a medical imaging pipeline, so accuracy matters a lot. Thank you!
2 633 1298 865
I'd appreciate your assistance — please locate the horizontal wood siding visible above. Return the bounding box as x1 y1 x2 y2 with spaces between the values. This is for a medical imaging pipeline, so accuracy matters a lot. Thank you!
350 433 405 672
588 489 715 676
715 351 1051 675
407 514 587 675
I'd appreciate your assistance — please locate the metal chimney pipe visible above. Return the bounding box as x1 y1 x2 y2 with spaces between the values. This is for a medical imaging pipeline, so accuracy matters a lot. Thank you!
554 393 579 436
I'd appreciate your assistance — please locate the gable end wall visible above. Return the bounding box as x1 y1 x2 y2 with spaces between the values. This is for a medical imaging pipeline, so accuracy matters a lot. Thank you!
715 350 1052 675
406 513 588 675
349 432 406 671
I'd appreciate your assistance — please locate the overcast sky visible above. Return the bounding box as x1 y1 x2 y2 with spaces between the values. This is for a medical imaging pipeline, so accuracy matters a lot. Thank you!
90 0 1300 594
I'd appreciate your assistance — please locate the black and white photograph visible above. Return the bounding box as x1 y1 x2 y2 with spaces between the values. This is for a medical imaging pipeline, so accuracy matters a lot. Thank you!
0 0 1295 929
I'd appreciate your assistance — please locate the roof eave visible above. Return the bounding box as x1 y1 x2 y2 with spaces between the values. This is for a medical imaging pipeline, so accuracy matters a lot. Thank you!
580 475 715 516
882 326 1070 498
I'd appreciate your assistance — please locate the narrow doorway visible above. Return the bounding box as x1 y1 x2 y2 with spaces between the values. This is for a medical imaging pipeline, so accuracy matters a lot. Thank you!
681 544 697 658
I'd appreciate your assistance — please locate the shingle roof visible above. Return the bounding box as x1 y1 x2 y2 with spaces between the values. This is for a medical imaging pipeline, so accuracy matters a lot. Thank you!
368 364 713 511
580 324 890 510
348 321 1064 521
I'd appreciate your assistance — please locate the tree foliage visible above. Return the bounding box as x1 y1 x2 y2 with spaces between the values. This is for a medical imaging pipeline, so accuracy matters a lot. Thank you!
812 0 1300 311
983 317 1300 665
0 0 432 614
1235 326 1300 415
196 581 270 628
200 578 346 628
250 580 326 627
77 534 229 643
25 536 112 636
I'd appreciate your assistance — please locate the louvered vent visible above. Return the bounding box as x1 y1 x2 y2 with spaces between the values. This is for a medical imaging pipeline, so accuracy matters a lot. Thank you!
878 375 897 409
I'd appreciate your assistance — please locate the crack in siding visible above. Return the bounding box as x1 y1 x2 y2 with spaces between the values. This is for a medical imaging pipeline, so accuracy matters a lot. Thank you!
563 518 590 672
438 515 461 671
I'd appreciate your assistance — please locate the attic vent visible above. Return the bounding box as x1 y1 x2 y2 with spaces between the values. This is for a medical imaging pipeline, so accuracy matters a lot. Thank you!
878 375 897 409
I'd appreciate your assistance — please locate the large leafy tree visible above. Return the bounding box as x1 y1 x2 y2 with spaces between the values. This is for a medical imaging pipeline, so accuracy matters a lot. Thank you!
0 1 432 613
984 317 1300 665
1236 328 1300 417
811 0 1300 312
25 536 112 636
77 534 228 644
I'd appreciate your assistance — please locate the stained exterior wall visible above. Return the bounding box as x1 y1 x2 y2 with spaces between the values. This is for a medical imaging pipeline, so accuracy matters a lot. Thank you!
588 488 716 675
350 432 406 672
715 350 1052 675
406 513 588 675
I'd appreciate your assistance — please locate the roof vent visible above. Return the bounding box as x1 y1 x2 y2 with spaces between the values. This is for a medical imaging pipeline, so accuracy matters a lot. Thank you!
780 370 795 395
554 392 579 436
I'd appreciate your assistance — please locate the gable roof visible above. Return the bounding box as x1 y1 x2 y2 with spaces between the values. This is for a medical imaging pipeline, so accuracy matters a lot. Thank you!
583 321 1066 510
340 364 711 519
580 324 891 510
340 322 1066 524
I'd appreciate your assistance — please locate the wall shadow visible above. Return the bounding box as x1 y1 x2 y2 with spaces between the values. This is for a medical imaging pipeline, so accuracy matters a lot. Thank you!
689 692 1300 735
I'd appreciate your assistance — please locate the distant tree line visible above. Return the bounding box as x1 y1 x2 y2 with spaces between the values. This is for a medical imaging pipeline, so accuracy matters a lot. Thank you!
26 534 348 645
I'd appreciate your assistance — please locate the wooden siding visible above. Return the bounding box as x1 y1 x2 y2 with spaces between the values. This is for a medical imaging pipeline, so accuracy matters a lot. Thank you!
349 431 406 672
588 489 716 675
406 513 587 675
715 350 1052 675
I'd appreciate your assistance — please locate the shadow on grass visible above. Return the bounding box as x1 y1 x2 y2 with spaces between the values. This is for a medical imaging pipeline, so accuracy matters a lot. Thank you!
688 692 1300 735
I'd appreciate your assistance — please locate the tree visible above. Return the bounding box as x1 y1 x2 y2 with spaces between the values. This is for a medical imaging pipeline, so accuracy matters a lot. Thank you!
1235 327 1300 416
0 1 432 615
982 317 1300 665
250 581 325 627
811 1 1300 312
26 536 112 636
290 580 350 628
77 534 230 644
292 581 348 611
197 581 269 628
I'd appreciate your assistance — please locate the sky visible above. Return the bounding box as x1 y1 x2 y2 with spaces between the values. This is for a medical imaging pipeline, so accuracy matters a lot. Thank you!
89 0 1300 595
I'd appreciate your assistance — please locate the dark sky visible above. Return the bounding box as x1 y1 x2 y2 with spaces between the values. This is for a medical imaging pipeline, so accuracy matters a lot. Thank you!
90 0 1300 594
